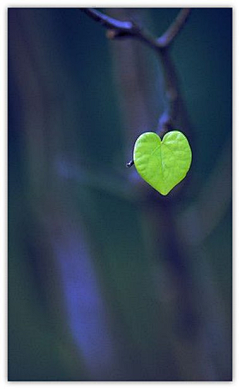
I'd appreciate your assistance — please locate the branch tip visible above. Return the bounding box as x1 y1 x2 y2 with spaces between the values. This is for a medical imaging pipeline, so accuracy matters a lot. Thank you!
126 160 134 168
157 8 191 48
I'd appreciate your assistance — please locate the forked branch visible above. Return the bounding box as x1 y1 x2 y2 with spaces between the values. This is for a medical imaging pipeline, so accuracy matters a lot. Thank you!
157 8 190 47
81 8 191 167
81 8 190 50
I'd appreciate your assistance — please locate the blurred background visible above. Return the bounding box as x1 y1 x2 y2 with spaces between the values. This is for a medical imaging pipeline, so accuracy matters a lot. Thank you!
8 8 232 381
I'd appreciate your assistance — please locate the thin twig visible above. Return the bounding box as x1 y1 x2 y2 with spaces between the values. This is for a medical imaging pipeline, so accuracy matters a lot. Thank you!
157 8 191 47
81 8 190 50
81 8 158 49
82 8 135 32
157 49 179 136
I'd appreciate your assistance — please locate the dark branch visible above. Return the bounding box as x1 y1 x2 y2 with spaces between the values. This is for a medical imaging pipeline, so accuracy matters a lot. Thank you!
157 8 191 48
156 49 180 136
80 8 191 167
82 8 135 32
81 8 158 49
81 8 190 51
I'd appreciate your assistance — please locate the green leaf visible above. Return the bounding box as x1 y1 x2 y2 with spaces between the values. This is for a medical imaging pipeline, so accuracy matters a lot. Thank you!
133 131 192 195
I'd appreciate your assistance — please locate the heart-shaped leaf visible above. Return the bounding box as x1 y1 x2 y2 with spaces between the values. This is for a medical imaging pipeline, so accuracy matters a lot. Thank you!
133 131 192 195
